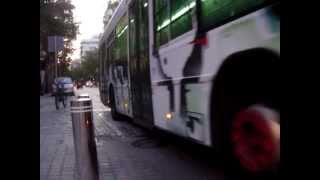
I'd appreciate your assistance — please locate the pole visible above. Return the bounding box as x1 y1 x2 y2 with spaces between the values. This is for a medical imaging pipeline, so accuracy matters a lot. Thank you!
55 36 58 78
70 97 99 180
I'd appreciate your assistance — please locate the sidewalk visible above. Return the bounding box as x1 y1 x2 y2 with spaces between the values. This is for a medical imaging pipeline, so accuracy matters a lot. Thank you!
40 95 75 180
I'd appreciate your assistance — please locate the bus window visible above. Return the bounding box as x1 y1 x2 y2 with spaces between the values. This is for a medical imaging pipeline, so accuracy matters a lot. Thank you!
129 15 136 58
200 0 269 30
139 0 149 52
105 46 110 78
116 14 129 80
101 43 106 80
114 38 120 61
155 0 195 48
170 0 194 39
155 0 169 47
116 15 128 59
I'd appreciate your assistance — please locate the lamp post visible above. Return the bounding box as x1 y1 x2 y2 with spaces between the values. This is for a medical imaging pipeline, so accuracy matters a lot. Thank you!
40 50 47 94
40 50 47 61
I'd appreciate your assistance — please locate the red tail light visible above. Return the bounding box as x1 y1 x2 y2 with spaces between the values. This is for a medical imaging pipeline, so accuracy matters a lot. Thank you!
190 37 208 45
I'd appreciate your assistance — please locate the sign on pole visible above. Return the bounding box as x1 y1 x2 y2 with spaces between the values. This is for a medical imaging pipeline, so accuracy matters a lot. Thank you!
48 36 64 52
48 36 64 79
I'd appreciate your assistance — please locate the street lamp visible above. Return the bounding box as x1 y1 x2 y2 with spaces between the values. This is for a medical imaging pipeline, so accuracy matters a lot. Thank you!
40 50 47 61
40 50 47 94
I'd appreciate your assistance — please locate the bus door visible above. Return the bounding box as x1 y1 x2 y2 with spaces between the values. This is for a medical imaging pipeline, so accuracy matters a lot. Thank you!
128 0 154 127
114 15 131 115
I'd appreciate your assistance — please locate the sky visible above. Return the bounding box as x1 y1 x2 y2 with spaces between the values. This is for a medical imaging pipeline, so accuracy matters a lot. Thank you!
71 0 109 60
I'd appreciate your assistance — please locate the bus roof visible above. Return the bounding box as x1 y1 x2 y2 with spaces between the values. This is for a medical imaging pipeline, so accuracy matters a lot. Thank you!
99 0 130 47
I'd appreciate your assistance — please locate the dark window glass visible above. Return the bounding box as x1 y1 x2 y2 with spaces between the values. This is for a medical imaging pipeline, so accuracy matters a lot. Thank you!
105 46 110 76
115 14 128 80
140 0 149 52
201 0 268 29
155 0 169 47
159 26 169 46
170 0 194 39
100 43 106 78
116 14 128 61
155 0 168 14
154 0 195 47
114 37 120 60
170 10 193 39
129 14 136 57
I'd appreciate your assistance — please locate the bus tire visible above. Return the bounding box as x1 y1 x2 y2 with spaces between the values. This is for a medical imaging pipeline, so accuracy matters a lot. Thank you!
55 95 60 110
210 48 279 177
109 87 120 121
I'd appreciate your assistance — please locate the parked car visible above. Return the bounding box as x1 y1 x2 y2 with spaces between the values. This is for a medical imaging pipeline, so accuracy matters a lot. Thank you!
52 77 75 96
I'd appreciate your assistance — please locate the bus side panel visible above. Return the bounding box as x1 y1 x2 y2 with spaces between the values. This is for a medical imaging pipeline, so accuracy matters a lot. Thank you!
149 4 279 147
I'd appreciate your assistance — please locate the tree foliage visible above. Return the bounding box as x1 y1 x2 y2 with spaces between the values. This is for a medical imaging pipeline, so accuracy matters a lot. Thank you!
40 0 78 39
81 49 99 79
40 0 78 72
70 49 99 81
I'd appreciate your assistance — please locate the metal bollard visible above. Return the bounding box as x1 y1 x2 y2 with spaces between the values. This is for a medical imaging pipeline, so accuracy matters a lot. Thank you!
70 97 99 180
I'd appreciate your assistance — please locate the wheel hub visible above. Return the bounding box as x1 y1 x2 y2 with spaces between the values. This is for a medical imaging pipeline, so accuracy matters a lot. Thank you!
231 105 280 172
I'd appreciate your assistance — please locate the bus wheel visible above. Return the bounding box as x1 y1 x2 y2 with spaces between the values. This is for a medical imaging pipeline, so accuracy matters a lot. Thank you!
110 88 120 121
210 48 279 176
211 92 279 177
231 105 280 174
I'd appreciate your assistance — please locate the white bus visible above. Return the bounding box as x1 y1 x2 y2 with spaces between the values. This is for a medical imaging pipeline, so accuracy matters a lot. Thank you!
99 0 280 173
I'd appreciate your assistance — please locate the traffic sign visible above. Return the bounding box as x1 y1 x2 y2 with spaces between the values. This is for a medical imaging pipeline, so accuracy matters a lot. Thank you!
48 36 64 52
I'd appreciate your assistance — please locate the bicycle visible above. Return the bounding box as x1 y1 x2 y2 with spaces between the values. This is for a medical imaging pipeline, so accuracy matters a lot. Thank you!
55 85 67 110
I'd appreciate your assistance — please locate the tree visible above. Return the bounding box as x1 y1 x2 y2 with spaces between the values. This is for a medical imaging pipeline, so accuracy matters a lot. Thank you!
40 0 78 39
40 0 78 66
69 66 84 81
81 49 99 80
70 49 99 81
40 0 78 92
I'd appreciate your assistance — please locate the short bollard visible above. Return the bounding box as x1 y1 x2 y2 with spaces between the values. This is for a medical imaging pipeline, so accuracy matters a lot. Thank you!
70 97 99 180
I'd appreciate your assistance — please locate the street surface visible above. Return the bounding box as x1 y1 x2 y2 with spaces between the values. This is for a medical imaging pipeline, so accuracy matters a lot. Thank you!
40 87 265 180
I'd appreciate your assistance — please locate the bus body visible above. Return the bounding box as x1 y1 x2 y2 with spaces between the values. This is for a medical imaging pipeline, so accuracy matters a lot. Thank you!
99 0 279 172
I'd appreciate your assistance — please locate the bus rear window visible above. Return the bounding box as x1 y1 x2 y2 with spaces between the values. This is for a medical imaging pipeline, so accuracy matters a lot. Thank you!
201 0 269 30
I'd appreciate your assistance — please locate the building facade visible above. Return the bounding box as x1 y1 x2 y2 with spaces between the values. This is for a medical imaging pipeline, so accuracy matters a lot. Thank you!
80 36 99 59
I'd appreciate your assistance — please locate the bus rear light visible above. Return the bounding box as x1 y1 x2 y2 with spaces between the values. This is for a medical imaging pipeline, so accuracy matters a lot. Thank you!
190 37 208 46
